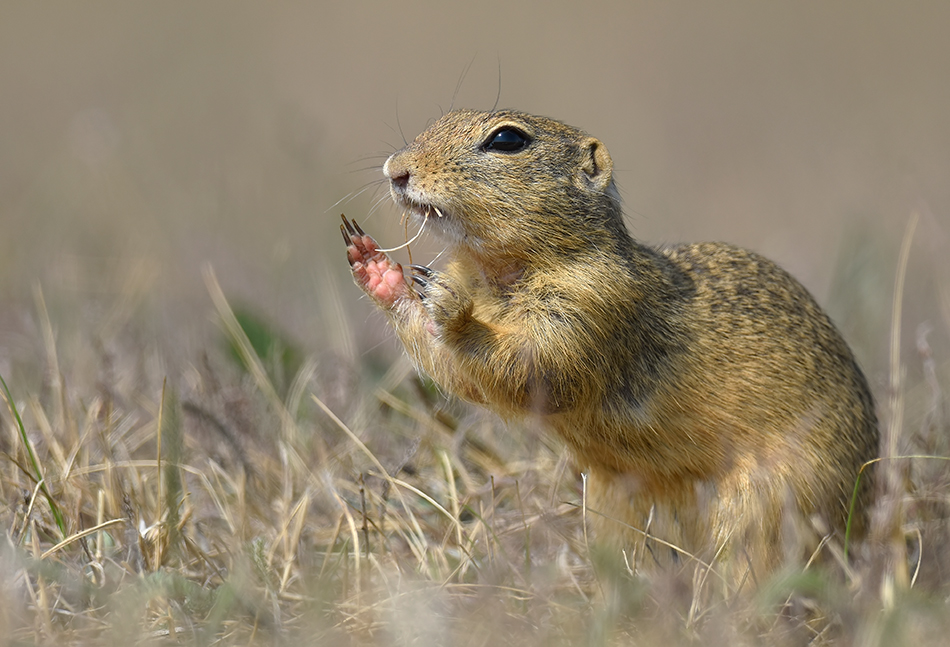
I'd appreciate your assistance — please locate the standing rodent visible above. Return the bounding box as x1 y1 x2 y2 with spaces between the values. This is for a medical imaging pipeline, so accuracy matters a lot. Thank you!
341 109 878 579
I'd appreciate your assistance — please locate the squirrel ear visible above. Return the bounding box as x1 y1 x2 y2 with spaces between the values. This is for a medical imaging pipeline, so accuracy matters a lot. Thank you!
579 137 613 191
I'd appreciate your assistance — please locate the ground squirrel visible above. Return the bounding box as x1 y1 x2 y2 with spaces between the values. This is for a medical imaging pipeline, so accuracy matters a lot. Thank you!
341 109 878 579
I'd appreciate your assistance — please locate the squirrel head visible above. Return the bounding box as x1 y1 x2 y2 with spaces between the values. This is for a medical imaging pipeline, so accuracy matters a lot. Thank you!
383 109 625 265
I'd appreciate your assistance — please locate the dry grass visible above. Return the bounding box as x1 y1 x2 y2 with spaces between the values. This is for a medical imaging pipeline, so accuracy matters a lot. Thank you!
0 229 949 647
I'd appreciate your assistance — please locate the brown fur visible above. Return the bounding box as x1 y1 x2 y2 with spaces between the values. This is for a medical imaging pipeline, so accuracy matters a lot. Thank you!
342 109 878 580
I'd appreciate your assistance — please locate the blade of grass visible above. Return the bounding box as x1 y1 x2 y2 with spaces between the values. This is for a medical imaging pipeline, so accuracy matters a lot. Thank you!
312 393 439 570
41 518 126 560
845 454 950 561
845 212 917 569
157 378 165 533
203 264 310 455
0 374 67 538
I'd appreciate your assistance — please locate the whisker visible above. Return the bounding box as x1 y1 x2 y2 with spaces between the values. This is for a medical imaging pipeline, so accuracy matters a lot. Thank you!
345 153 391 166
326 191 357 212
324 180 388 212
365 192 393 219
345 167 388 177
451 55 477 113
395 103 408 147
428 246 449 266
492 57 503 113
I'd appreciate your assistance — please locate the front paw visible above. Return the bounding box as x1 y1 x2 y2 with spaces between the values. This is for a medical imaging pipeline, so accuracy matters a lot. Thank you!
409 265 472 336
341 215 411 309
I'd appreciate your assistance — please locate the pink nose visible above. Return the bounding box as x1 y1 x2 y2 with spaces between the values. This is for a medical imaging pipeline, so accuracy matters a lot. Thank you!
384 154 411 191
389 170 409 191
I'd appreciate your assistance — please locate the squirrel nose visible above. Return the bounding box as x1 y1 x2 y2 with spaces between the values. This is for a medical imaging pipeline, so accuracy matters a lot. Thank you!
383 155 411 192
389 170 410 191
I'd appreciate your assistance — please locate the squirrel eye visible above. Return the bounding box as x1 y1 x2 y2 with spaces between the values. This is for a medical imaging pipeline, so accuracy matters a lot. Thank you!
483 127 530 153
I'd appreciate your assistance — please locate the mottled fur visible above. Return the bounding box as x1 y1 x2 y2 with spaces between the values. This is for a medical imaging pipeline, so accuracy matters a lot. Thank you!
343 109 878 579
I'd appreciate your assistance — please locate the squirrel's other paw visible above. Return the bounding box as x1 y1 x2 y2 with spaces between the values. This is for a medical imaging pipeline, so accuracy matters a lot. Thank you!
409 264 471 336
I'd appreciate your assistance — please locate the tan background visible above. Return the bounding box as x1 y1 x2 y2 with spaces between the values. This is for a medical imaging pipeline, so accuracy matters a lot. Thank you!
1 1 948 380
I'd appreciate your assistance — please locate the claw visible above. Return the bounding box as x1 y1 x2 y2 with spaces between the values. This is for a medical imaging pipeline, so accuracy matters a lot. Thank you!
340 214 356 237
409 264 434 276
340 214 368 239
340 223 351 245
410 274 429 289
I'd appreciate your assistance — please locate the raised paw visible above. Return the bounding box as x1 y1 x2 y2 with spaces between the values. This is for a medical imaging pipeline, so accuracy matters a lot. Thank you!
409 264 471 336
341 215 410 309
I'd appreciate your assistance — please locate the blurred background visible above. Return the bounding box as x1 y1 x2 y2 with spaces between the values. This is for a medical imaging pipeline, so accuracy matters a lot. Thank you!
1 1 948 388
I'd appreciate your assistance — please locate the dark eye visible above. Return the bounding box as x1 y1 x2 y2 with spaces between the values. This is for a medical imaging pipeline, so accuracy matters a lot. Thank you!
482 127 530 153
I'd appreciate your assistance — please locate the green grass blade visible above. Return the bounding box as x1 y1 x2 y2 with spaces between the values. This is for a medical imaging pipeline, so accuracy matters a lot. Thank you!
0 373 67 538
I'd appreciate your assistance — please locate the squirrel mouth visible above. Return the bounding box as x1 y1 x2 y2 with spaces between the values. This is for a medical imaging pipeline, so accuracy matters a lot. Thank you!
389 193 471 250
395 195 449 234
394 197 448 224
